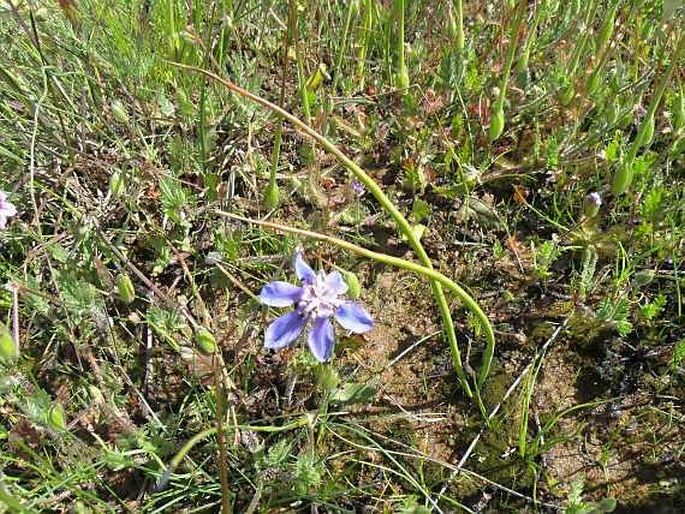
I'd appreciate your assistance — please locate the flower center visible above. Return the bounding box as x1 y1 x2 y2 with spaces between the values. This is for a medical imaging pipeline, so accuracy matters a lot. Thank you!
297 271 342 320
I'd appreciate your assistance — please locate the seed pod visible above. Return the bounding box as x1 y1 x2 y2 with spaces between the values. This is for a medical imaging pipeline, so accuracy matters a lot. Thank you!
605 100 619 125
639 114 655 148
517 48 530 74
109 169 125 197
0 321 19 365
111 100 129 124
612 160 633 195
674 90 685 132
116 274 136 304
47 403 66 431
560 85 575 106
396 69 410 90
488 107 504 142
596 11 615 51
343 270 361 300
196 328 217 355
587 70 600 96
264 181 279 210
447 5 458 44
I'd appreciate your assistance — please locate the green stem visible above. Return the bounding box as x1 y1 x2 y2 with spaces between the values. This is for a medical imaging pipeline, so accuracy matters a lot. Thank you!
497 2 525 110
168 63 497 401
394 0 408 89
357 0 374 87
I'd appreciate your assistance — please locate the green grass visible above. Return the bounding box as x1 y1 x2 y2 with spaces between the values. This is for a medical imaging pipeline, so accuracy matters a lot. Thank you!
1 0 685 512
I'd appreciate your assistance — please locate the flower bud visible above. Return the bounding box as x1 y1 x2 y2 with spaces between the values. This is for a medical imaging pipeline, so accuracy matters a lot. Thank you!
596 12 615 51
612 160 633 195
116 274 136 304
560 85 575 106
343 270 361 300
196 328 217 355
0 321 18 365
109 169 125 197
264 181 280 210
488 107 504 142
47 403 66 431
111 100 129 124
674 90 685 132
396 69 410 90
583 192 602 218
638 115 655 148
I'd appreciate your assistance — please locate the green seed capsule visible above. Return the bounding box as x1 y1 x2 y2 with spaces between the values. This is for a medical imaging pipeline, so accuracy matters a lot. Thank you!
516 49 530 77
396 69 410 90
612 160 633 195
196 329 217 355
587 70 600 96
116 274 136 304
639 115 655 148
674 91 685 132
560 85 575 106
488 107 504 142
111 100 129 124
110 170 125 197
343 270 361 300
0 321 19 365
264 181 280 210
605 100 619 125
47 403 66 431
596 13 615 51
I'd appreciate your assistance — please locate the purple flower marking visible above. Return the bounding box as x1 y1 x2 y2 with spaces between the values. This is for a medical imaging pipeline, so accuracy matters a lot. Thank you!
0 191 17 230
259 251 374 362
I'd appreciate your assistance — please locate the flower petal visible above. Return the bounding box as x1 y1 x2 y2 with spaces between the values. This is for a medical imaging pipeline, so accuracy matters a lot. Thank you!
264 311 306 349
307 316 335 362
324 270 348 296
259 281 302 307
334 302 374 333
294 251 315 283
1 204 16 217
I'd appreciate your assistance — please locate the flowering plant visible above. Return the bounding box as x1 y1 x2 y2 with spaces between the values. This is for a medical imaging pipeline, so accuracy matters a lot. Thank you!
0 191 17 229
259 251 373 362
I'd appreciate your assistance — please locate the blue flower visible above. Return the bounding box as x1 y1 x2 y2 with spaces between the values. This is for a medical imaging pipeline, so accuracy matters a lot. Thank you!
259 251 374 362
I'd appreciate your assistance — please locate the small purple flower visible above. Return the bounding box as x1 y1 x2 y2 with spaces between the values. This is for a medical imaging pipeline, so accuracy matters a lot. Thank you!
259 251 374 362
583 192 602 218
350 180 365 197
0 191 17 229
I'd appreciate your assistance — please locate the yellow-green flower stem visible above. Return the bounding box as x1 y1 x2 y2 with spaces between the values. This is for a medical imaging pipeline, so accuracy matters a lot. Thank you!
168 63 497 402
495 2 525 113
394 0 409 89
217 211 496 398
